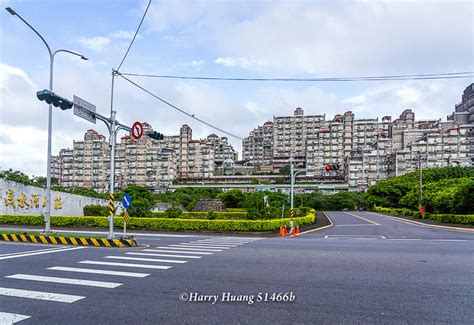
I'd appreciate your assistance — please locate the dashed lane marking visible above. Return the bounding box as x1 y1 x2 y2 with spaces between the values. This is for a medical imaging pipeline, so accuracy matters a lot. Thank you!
5 274 122 289
47 266 150 278
0 287 85 303
344 212 380 225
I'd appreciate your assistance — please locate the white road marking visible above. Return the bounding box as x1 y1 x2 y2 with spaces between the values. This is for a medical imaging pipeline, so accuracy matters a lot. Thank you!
191 241 241 246
169 244 231 249
126 252 202 259
5 274 121 289
0 312 30 324
344 212 380 225
104 256 187 264
324 235 386 239
386 239 468 242
50 229 196 238
0 287 85 303
79 260 172 270
335 224 379 227
47 266 150 278
298 211 334 236
369 212 474 233
0 247 86 261
143 249 213 255
155 246 222 252
0 246 68 258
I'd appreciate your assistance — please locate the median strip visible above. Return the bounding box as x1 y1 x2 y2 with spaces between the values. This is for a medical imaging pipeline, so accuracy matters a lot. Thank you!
0 232 137 248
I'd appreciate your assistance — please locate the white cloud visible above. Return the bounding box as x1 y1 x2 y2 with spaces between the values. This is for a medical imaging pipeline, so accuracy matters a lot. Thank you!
214 57 267 70
110 30 141 40
77 36 111 53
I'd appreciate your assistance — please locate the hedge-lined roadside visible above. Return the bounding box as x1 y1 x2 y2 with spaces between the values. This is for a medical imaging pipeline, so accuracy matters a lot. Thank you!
0 209 315 232
373 207 474 226
149 211 248 219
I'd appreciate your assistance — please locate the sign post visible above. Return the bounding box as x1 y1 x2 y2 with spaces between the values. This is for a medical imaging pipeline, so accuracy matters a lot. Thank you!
122 194 132 237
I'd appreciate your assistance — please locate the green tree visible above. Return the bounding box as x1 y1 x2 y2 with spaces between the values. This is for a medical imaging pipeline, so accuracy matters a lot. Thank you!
0 169 32 185
217 190 245 208
279 164 291 175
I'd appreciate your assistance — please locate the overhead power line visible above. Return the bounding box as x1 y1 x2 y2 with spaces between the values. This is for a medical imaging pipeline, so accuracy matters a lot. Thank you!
116 0 152 71
119 71 474 82
116 72 244 140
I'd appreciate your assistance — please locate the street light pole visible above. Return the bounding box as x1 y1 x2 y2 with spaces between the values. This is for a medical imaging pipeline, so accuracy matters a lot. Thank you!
6 7 87 232
290 157 305 210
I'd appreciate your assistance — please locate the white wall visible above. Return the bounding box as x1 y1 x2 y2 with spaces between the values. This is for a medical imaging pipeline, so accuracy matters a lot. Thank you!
0 179 109 216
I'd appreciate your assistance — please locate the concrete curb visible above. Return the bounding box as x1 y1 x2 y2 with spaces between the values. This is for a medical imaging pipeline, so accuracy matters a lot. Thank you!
369 212 474 233
0 233 138 247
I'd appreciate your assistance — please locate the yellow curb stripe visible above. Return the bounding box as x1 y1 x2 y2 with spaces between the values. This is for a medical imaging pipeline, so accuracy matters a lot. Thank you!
39 236 48 244
20 235 28 242
2 234 10 241
102 239 111 247
59 237 68 245
79 238 89 246
30 236 38 243
90 238 100 246
49 237 58 245
113 240 124 247
11 234 19 242
69 238 79 246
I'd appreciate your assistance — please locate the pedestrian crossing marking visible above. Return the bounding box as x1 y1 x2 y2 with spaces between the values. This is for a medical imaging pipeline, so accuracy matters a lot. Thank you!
5 274 122 289
0 287 85 303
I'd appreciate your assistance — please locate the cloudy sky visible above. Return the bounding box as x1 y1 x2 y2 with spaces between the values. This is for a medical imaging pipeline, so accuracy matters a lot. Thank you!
1 0 473 177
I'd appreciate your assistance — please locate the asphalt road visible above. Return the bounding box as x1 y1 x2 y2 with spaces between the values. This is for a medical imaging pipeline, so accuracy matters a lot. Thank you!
0 212 473 324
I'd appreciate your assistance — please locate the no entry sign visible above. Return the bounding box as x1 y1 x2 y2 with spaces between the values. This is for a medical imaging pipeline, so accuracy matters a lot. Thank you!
131 121 143 140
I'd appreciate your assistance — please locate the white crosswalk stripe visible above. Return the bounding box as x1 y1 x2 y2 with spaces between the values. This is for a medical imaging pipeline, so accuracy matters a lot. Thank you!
47 266 150 278
0 287 85 303
157 246 222 252
126 252 202 259
104 256 187 264
5 274 122 289
0 312 30 324
144 249 213 255
79 260 172 270
187 242 240 246
168 244 230 250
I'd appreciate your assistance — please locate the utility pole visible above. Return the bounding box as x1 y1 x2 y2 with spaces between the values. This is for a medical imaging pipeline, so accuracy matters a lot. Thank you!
418 156 423 216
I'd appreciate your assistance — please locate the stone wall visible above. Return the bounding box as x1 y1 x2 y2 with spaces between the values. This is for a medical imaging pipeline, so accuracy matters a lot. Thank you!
192 200 225 212
0 179 109 216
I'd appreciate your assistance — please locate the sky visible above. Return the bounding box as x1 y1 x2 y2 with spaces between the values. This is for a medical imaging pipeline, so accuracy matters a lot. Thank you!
0 0 473 177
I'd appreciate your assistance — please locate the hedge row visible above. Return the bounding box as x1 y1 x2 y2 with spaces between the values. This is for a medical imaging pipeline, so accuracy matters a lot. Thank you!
0 209 315 232
373 207 474 225
149 211 248 219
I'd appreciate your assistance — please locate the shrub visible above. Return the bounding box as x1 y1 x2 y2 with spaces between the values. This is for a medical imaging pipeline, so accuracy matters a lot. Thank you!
164 207 183 218
83 205 108 216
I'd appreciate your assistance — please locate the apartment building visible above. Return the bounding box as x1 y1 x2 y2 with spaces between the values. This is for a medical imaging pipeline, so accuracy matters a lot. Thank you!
242 121 274 168
53 123 237 191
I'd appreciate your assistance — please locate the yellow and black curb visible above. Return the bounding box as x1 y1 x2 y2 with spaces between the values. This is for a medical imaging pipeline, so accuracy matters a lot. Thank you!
0 233 137 248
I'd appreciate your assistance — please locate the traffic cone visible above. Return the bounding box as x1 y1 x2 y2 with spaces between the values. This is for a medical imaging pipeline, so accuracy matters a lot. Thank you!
296 226 300 235
291 228 295 236
279 226 283 237
283 225 287 236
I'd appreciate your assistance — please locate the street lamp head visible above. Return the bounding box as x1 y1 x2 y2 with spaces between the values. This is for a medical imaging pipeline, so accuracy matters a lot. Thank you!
80 55 89 61
5 7 16 15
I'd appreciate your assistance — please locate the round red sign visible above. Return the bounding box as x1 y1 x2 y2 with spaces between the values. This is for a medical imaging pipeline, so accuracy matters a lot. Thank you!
131 121 143 140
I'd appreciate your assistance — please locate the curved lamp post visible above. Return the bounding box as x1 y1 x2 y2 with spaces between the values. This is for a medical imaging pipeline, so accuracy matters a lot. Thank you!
6 7 88 232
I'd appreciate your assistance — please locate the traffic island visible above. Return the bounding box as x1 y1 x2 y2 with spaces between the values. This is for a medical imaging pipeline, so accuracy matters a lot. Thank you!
0 231 138 247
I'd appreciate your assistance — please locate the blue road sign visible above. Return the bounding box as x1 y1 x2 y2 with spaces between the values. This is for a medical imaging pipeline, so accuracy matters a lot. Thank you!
122 194 132 209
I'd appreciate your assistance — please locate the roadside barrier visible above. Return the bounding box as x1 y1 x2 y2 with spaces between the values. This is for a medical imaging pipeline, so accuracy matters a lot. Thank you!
0 233 137 247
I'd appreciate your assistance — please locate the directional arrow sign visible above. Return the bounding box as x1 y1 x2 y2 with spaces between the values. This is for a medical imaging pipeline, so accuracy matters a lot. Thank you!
131 121 143 140
73 95 96 124
122 194 132 209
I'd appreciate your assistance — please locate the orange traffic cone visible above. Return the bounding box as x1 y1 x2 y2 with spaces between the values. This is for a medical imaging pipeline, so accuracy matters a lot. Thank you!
296 226 300 235
291 228 295 236
279 226 283 237
283 225 287 235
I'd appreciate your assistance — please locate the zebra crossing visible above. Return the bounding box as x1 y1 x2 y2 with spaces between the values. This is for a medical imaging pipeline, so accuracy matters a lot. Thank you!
0 236 261 324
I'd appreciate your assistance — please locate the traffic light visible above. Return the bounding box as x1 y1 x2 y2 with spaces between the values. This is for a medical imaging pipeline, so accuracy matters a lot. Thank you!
148 131 164 140
325 165 331 171
36 89 73 110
